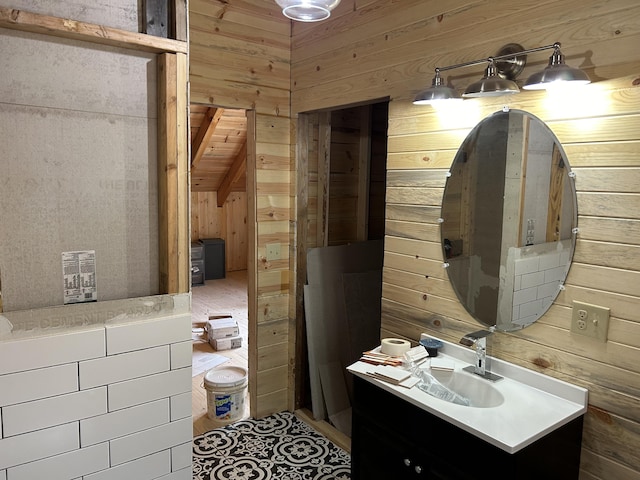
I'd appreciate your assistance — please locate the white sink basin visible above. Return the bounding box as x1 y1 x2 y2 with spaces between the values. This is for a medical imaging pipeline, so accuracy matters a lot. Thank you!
347 335 588 453
423 369 505 408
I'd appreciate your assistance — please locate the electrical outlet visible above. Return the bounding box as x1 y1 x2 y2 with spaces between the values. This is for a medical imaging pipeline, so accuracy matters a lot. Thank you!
570 300 610 342
266 243 281 261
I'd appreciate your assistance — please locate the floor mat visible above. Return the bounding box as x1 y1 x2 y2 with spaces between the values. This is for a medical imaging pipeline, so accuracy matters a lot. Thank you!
192 411 351 479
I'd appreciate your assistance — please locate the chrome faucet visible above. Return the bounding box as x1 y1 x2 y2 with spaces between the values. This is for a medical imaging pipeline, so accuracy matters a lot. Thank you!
459 328 502 382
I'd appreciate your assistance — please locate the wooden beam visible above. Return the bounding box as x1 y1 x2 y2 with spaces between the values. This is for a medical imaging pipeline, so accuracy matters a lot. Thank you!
172 0 188 42
191 107 224 170
157 53 189 294
217 143 247 207
247 111 258 419
317 112 331 247
357 105 372 241
143 0 169 38
295 113 310 410
0 7 187 54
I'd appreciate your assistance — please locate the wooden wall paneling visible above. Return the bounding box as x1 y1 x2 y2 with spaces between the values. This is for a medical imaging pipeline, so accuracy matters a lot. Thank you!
224 192 248 272
290 0 637 113
253 111 292 415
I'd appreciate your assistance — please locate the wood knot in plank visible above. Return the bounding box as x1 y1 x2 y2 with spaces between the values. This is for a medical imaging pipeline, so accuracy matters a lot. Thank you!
633 77 640 86
63 19 79 31
10 9 20 21
532 357 552 369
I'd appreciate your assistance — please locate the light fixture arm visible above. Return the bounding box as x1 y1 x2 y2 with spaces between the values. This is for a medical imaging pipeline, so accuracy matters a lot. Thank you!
433 42 561 76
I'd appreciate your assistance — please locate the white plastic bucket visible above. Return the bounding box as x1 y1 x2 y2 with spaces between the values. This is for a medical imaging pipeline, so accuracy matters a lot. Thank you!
203 365 248 424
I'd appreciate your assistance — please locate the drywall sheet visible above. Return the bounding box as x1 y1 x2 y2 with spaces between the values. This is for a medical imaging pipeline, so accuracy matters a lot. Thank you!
304 240 384 428
0 28 158 311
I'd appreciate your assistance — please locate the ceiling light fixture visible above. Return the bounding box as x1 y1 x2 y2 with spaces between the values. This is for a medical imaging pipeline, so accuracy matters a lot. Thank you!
276 0 341 22
413 42 590 105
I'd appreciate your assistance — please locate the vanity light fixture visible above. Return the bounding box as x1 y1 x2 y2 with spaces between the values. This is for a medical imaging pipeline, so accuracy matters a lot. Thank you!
413 42 590 105
275 0 341 22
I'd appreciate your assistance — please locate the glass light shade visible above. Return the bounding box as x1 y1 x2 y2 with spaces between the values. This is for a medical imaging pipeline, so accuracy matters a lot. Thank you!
276 0 341 22
463 63 520 98
523 49 590 90
413 72 461 105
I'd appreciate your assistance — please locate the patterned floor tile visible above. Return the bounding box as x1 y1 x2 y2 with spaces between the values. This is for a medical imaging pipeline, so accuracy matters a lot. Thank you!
193 411 351 479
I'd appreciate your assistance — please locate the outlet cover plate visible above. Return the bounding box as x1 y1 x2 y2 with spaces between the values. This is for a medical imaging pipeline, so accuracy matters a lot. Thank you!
570 300 610 342
266 243 281 261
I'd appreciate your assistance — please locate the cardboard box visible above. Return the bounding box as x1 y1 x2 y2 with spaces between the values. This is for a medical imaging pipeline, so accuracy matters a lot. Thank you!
210 335 242 351
207 318 239 340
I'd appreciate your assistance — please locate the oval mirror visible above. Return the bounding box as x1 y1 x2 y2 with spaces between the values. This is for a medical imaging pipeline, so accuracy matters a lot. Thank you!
441 109 577 332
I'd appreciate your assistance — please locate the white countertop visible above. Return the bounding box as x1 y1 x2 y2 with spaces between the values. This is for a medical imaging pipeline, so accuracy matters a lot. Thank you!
347 336 588 453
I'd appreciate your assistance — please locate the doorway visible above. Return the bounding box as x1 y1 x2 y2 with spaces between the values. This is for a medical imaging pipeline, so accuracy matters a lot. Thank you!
188 105 250 434
295 100 389 420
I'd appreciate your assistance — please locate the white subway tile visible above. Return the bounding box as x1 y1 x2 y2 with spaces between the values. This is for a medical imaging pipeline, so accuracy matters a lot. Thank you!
3 387 107 437
110 417 192 466
170 341 192 369
538 251 560 270
544 266 567 283
171 442 192 471
108 368 191 411
0 363 78 407
0 328 105 376
514 257 540 276
519 299 545 319
520 271 545 289
0 422 79 470
156 466 192 480
81 399 169 446
512 286 538 306
513 274 522 291
7 442 109 480
170 392 192 421
537 281 559 300
79 345 170 389
106 314 191 355
84 450 171 480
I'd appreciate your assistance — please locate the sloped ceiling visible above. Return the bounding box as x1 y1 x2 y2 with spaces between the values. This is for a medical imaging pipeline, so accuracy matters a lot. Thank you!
190 105 247 204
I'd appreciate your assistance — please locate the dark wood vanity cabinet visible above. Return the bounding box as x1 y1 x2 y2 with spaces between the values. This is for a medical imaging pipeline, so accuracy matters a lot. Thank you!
351 376 584 480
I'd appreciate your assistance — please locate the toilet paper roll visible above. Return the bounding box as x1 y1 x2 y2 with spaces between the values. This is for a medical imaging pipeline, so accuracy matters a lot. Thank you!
380 338 411 356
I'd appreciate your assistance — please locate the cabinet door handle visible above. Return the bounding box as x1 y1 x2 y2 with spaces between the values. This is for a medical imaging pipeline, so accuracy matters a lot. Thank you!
403 458 411 467
414 465 423 474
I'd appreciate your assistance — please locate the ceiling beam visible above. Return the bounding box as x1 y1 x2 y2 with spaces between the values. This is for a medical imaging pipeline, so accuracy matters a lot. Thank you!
217 143 247 207
191 107 224 170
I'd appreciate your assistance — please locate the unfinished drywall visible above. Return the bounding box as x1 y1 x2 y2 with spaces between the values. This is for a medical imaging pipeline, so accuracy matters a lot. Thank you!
0 28 158 311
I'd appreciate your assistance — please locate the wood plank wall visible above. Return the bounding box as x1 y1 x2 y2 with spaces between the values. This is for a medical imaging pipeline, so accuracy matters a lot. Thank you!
290 1 640 478
188 0 293 417
190 191 248 272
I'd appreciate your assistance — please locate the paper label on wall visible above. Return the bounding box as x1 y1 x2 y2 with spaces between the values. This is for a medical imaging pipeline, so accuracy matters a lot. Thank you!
62 250 97 304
